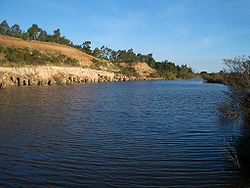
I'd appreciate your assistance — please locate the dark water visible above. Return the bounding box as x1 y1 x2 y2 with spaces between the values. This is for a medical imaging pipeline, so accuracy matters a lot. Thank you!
0 79 248 187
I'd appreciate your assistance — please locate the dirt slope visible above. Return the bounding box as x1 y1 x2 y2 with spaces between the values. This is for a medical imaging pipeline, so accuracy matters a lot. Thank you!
0 35 95 67
119 62 157 77
132 62 156 77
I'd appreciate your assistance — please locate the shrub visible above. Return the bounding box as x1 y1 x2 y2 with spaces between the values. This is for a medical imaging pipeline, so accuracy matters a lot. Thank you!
0 44 79 66
219 56 250 175
119 66 138 77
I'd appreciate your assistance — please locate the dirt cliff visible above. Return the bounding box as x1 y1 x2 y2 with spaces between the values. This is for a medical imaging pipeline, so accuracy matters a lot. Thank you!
0 66 136 88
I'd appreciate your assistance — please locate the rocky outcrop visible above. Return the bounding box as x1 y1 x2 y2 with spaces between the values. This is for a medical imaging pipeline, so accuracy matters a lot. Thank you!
0 66 140 89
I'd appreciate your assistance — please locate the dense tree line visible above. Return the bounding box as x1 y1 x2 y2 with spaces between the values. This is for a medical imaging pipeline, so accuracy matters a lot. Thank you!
0 20 71 45
0 20 195 79
91 47 194 79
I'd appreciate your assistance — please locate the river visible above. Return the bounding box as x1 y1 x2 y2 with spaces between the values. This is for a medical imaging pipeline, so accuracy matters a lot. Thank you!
0 79 248 187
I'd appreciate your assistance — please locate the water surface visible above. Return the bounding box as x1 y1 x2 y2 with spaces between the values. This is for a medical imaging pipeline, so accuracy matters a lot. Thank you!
0 79 248 187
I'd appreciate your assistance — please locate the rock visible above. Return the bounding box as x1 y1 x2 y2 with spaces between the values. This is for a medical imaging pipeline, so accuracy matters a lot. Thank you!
48 79 56 85
57 78 67 85
23 79 28 86
37 80 43 85
54 73 68 85
0 83 7 89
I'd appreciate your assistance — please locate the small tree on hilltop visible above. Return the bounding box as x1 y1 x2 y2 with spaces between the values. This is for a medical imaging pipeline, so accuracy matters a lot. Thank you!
27 24 42 40
81 41 92 54
9 24 21 37
92 47 101 58
53 28 61 43
0 20 10 35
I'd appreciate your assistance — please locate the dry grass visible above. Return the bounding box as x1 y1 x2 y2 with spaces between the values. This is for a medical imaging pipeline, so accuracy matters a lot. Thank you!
119 62 156 77
0 35 97 67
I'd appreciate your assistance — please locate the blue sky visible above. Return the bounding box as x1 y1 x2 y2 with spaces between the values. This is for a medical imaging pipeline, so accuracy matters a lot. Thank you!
1 0 250 72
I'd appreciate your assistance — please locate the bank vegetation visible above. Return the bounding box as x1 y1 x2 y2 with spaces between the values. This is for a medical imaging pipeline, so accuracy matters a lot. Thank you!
214 56 250 175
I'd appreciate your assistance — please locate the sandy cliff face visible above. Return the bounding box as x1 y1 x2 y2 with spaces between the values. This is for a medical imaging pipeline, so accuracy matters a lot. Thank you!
0 66 135 88
119 62 157 78
132 62 157 77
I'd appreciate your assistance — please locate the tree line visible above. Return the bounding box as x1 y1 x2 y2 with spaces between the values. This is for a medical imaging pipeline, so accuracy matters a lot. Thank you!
0 20 195 79
0 20 72 45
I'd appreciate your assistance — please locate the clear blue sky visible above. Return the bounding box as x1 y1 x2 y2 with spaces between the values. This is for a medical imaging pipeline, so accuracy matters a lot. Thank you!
1 0 250 72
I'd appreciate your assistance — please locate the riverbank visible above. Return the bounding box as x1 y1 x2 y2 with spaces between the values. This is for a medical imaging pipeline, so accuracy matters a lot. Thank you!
0 66 144 89
201 72 225 84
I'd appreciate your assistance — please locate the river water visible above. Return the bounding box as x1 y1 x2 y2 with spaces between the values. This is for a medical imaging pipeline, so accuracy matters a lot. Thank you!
0 79 248 187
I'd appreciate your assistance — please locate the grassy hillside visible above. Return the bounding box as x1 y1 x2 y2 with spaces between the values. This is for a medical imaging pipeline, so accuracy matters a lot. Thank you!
0 35 95 67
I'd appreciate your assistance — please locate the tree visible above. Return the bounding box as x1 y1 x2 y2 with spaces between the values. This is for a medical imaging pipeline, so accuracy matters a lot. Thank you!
100 46 112 59
126 49 136 62
220 56 250 120
93 47 101 58
81 41 92 54
53 28 61 43
38 30 48 41
60 36 71 45
218 56 250 173
0 20 10 35
9 24 21 37
145 54 156 68
27 24 42 40
177 64 193 78
110 50 118 62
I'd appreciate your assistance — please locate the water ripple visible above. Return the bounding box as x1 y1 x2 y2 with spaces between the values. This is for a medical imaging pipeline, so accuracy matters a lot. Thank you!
0 80 248 187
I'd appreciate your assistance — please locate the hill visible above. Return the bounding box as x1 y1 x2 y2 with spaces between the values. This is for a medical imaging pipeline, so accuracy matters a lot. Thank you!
0 35 95 67
0 35 159 77
0 20 197 87
0 35 160 88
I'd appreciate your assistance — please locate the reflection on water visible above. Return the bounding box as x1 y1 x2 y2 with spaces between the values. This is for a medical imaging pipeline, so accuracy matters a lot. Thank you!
0 80 248 187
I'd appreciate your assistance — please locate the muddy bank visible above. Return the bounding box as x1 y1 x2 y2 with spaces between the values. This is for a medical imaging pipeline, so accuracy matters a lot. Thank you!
0 66 139 89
